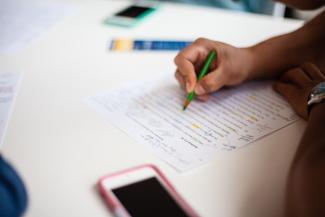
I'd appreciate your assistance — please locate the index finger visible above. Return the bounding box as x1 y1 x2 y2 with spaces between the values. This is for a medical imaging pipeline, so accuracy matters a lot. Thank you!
174 53 197 92
174 38 212 92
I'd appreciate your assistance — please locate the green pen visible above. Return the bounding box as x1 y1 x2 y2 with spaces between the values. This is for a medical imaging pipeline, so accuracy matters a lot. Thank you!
183 50 217 110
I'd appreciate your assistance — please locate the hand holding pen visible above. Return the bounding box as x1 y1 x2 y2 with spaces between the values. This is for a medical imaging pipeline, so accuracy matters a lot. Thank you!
174 38 253 103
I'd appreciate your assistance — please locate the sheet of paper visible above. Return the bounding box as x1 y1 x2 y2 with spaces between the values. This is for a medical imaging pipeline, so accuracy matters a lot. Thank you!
0 0 76 54
86 77 298 172
0 72 22 150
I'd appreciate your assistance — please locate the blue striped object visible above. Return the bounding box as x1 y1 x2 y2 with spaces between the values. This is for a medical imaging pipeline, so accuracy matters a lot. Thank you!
133 40 192 50
109 39 192 51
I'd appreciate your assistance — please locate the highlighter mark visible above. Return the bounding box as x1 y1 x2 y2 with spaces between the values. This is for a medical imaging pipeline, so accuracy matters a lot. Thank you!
191 123 200 129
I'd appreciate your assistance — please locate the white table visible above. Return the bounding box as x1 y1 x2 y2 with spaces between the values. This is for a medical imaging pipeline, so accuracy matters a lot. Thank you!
0 1 306 216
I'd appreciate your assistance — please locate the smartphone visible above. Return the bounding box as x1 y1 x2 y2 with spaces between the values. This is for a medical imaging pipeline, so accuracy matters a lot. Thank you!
104 3 159 27
97 164 199 217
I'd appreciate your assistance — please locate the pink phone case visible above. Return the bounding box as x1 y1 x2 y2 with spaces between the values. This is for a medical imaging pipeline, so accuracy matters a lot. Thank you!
97 164 199 217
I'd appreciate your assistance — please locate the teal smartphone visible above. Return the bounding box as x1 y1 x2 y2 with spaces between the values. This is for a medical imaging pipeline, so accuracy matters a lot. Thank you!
103 2 159 27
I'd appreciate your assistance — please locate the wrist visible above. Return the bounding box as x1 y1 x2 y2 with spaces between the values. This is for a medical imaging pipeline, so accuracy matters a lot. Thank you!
244 43 273 81
310 102 325 119
240 47 256 81
244 32 302 80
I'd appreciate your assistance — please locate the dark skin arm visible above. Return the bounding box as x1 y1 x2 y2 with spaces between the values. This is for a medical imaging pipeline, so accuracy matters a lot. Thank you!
248 10 325 80
274 63 325 217
174 6 325 100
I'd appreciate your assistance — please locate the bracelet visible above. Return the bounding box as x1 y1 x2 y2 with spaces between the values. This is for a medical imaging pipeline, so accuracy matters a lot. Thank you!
307 82 325 115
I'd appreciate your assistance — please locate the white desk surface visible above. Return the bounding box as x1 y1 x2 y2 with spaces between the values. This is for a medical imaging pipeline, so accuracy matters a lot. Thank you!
0 0 306 217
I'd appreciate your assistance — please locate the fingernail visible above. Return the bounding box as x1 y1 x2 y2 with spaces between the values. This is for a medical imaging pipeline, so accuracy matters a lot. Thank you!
195 85 205 95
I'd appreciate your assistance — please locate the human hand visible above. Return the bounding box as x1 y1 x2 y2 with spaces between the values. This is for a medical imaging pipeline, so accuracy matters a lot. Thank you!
273 63 325 120
174 38 253 100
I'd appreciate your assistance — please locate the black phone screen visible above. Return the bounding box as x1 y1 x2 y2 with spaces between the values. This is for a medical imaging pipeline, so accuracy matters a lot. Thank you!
112 177 191 217
115 6 152 18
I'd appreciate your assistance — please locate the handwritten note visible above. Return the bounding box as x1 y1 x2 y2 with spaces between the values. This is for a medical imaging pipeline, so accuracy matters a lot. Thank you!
0 72 22 149
87 77 298 172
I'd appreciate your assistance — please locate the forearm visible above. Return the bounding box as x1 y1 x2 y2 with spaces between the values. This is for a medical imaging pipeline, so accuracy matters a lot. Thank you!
286 103 325 217
246 10 325 80
276 0 325 10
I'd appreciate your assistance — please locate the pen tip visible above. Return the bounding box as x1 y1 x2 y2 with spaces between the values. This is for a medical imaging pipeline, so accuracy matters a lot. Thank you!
183 100 190 111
